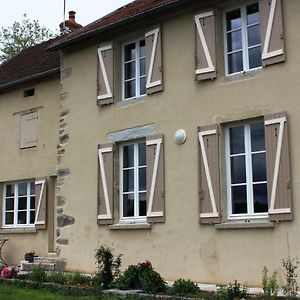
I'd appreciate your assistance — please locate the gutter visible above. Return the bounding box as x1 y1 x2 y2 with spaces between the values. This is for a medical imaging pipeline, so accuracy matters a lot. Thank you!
49 0 195 51
0 68 60 92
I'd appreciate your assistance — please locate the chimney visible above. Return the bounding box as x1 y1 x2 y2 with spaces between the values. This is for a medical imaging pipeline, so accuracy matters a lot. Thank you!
60 11 82 34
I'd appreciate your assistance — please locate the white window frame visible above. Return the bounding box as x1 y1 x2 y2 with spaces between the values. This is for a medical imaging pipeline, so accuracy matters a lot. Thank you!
225 121 268 220
119 141 147 223
2 181 35 228
223 1 262 76
122 38 146 101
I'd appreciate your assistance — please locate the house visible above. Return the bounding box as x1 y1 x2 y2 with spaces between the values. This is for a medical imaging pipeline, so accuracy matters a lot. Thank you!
0 0 299 286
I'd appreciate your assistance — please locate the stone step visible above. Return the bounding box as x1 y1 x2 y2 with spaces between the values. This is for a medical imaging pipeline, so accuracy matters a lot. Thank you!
21 261 56 271
21 256 66 272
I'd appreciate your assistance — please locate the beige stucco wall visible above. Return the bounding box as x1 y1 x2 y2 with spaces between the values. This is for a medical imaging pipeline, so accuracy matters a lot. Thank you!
0 79 60 265
57 0 300 286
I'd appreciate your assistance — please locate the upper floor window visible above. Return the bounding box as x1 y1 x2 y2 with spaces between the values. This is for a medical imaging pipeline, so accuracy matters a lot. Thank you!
3 181 35 228
123 39 146 100
225 121 268 219
224 3 262 75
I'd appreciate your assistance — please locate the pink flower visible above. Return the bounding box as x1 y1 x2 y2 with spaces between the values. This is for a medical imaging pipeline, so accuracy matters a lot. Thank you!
145 259 152 267
2 268 10 279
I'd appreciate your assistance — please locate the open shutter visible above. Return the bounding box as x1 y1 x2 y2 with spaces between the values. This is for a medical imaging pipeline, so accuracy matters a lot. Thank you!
145 26 163 94
146 134 165 223
260 0 285 66
198 124 220 224
98 144 114 225
194 11 217 80
0 183 3 228
97 43 114 105
35 178 47 229
265 112 292 221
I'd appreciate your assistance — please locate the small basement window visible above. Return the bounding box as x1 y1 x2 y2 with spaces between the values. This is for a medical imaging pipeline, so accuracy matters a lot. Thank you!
23 88 35 98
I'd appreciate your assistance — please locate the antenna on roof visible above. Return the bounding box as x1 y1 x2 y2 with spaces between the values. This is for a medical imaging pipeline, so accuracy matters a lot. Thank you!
63 0 66 29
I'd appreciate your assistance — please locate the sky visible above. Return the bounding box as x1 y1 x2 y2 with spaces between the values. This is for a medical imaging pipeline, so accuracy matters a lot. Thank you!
0 0 133 31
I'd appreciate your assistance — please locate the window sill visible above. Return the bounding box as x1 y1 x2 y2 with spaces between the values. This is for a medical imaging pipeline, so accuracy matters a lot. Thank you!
116 95 147 108
0 227 37 234
108 223 151 230
221 68 262 84
215 220 274 230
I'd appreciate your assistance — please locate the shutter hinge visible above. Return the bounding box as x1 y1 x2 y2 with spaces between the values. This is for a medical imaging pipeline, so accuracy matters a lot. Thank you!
199 190 204 200
287 178 291 189
161 190 165 198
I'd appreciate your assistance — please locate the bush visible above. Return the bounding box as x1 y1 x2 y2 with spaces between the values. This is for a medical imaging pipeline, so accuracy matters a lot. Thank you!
94 245 122 289
66 272 92 287
47 271 66 284
262 266 278 298
28 267 47 283
216 280 249 300
1 267 19 279
171 278 200 296
114 260 167 294
282 257 299 297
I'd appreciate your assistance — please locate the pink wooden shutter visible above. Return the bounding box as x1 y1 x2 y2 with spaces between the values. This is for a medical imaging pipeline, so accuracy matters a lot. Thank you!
35 178 47 229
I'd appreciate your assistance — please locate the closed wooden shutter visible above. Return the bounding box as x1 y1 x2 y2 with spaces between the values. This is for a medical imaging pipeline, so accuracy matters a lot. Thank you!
194 11 217 80
260 0 285 66
145 26 163 94
35 177 47 229
265 112 292 221
97 43 114 105
20 111 38 149
98 144 114 225
198 124 220 224
146 134 165 223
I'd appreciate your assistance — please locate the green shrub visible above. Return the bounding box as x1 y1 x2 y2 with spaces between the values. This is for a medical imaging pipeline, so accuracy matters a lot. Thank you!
66 272 92 287
262 266 279 298
94 245 122 289
282 257 299 297
28 267 47 283
216 280 249 300
171 278 200 296
47 271 67 284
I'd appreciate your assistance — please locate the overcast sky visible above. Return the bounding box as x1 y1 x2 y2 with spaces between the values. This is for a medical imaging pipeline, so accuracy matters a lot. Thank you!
0 0 133 31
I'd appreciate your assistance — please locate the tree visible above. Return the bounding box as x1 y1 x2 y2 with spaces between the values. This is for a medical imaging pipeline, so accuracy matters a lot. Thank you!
0 14 55 63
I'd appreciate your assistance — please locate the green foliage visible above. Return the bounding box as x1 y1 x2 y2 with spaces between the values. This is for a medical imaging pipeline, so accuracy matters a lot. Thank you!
28 267 47 283
282 257 299 297
46 271 66 284
216 280 249 300
171 278 200 296
94 245 122 289
65 272 92 287
262 266 279 298
114 261 167 294
0 14 55 63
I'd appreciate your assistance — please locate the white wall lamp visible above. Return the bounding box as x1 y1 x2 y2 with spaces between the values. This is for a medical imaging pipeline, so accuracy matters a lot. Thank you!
174 129 187 145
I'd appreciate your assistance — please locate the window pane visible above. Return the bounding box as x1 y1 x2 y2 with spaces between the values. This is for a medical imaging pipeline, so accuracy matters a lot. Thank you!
30 211 35 224
230 126 245 154
125 80 136 99
5 212 14 225
226 9 241 31
253 183 268 213
18 197 27 210
247 3 260 25
139 192 147 216
231 156 246 184
139 167 146 191
251 122 265 151
124 43 136 62
30 196 35 209
123 194 134 217
123 145 134 168
18 183 27 196
30 182 35 195
5 198 14 211
247 25 260 47
228 51 243 74
18 211 27 224
140 77 146 95
252 153 267 182
249 46 262 69
123 170 134 192
140 58 146 76
232 185 247 214
138 143 146 166
227 30 242 52
6 184 14 197
124 62 136 80
140 40 145 58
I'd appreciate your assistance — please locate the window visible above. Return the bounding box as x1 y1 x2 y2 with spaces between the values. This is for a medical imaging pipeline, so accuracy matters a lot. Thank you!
23 88 35 98
20 111 38 149
119 142 147 221
224 2 262 75
3 181 35 227
123 39 146 100
225 121 268 219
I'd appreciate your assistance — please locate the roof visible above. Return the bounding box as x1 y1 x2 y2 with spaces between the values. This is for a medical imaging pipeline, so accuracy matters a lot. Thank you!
50 0 192 50
0 38 60 93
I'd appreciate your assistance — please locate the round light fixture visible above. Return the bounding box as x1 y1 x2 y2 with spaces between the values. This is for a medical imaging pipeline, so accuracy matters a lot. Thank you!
175 129 187 145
